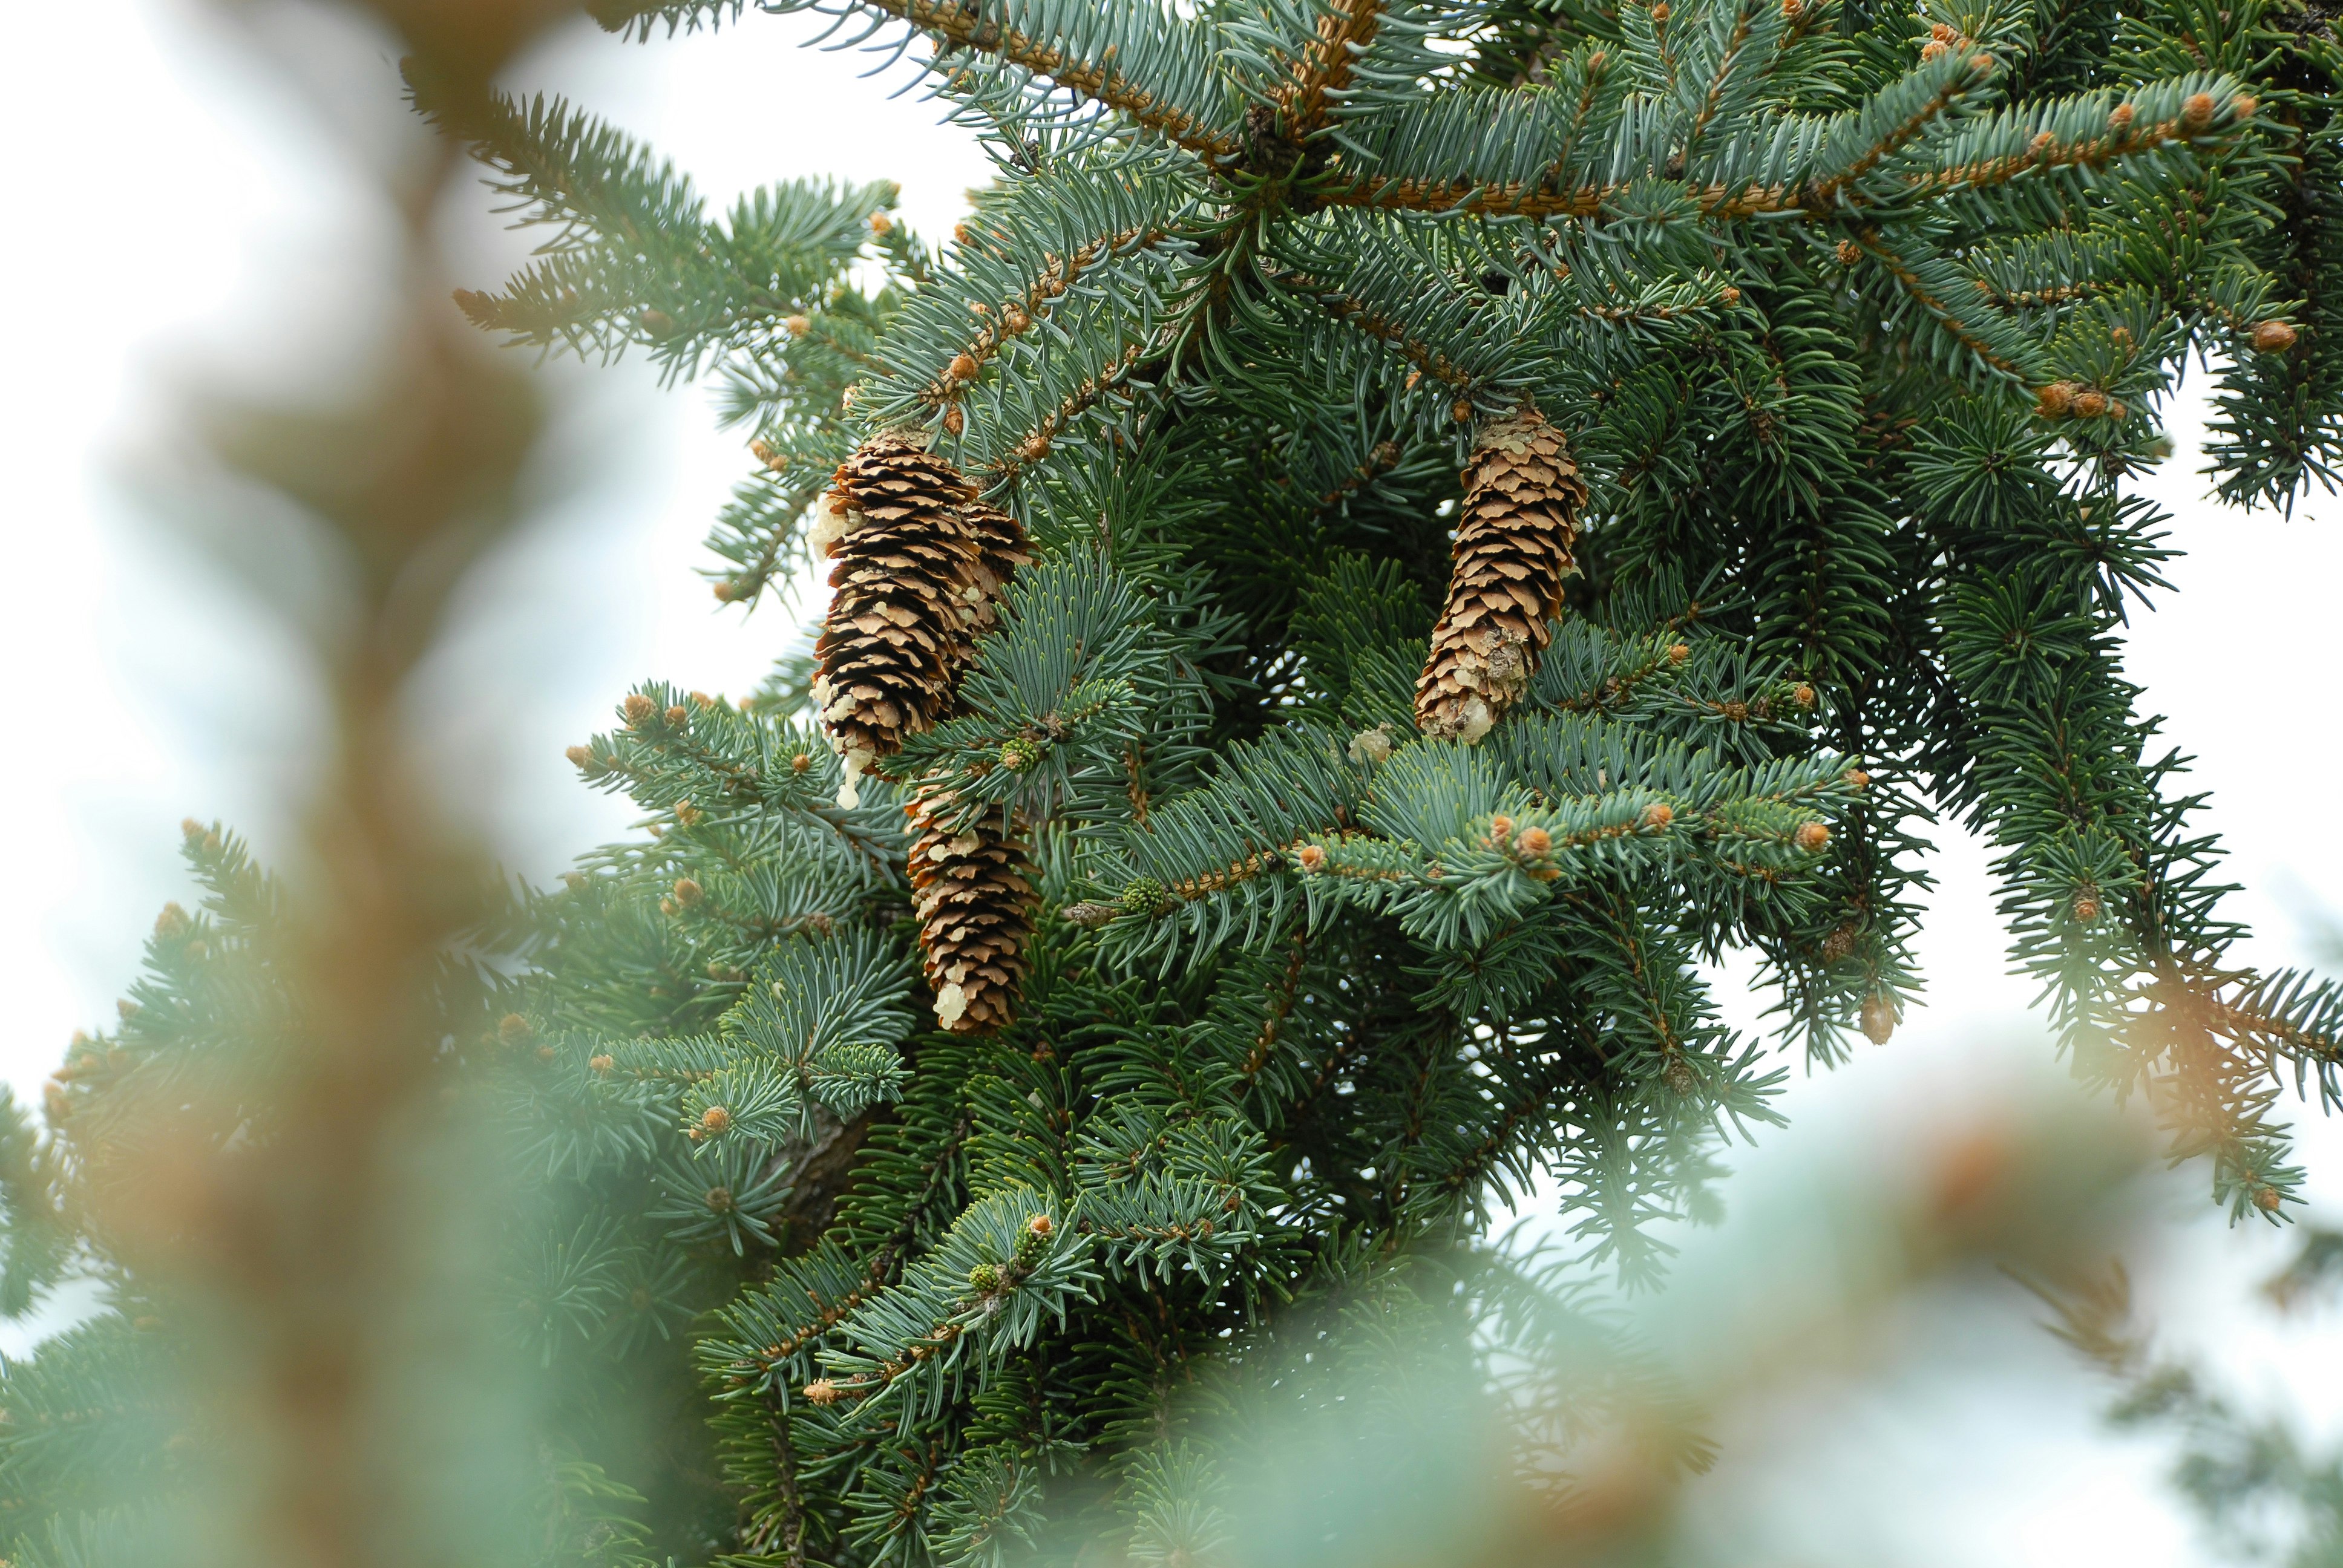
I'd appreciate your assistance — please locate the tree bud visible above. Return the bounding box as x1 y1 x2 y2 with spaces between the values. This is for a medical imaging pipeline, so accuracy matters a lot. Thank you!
2253 320 2298 354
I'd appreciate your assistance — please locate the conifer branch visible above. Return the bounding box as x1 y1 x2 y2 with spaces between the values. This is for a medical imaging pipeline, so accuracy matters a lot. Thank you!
925 221 1174 413
1305 287 1478 391
984 338 1153 480
410 64 894 377
782 0 1246 160
1273 0 1384 136
588 0 750 37
1316 73 2258 224
1847 226 2036 380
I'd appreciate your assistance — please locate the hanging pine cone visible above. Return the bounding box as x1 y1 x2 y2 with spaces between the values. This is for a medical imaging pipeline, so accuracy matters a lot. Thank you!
811 433 991 803
1415 410 1586 743
958 498 1032 641
906 786 1036 1033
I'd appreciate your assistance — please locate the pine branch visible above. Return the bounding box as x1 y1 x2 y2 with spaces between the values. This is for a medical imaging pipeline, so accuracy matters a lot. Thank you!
763 0 1247 159
587 0 751 37
852 152 1206 449
1264 0 1387 136
409 62 892 377
1316 65 2259 224
615 930 919 1148
813 1189 1097 1435
566 684 908 879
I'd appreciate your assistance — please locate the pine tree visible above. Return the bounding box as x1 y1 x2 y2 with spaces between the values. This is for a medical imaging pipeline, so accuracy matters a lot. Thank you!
10 0 2343 1563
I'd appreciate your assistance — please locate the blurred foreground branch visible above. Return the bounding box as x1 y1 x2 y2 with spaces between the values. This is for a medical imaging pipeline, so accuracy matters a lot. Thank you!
0 4 583 1564
2036 1227 2343 1567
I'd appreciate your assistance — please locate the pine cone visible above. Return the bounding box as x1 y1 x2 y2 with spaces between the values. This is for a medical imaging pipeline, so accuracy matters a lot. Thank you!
958 498 1032 641
1415 411 1585 743
811 433 985 802
906 786 1036 1033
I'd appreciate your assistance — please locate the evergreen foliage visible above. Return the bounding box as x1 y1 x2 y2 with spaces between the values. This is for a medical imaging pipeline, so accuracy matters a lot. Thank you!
11 0 2343 1561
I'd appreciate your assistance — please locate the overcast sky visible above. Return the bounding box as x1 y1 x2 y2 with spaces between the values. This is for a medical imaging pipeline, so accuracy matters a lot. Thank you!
5 4 2343 1562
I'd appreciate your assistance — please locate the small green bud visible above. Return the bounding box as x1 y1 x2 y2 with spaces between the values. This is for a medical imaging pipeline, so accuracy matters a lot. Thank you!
1011 1213 1055 1270
1118 878 1176 917
968 1263 1004 1295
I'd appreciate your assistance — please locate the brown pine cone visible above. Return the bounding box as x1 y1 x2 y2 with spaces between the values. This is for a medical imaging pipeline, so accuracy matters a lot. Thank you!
906 786 1036 1033
1415 410 1585 743
811 433 983 802
958 498 1032 641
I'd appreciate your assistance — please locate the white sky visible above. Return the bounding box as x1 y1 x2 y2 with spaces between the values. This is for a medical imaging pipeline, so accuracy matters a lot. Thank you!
3 4 2342 1563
